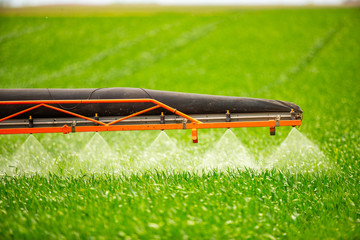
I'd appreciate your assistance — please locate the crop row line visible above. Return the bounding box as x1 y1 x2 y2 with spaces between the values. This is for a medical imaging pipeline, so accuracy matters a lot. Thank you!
255 23 344 95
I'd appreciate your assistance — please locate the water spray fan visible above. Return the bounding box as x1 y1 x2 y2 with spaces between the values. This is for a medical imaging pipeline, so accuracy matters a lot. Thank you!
0 88 302 143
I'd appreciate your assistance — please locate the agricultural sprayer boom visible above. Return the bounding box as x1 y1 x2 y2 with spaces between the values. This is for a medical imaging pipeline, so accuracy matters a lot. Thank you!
0 88 302 143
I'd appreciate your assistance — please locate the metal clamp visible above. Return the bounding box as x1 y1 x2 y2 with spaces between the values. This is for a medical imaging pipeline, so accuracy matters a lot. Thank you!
71 121 76 133
182 118 187 129
275 115 280 127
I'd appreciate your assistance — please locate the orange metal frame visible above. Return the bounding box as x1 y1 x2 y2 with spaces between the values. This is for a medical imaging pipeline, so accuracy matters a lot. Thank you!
0 99 301 143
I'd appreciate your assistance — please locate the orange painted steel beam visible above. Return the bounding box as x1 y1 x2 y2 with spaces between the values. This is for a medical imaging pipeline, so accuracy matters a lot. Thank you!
0 125 72 134
0 120 301 135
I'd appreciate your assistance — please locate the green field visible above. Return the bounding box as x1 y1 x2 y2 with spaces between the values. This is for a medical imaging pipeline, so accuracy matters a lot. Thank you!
0 6 360 239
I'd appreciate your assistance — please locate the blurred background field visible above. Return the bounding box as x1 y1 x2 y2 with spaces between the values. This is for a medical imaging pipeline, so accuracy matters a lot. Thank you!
0 5 359 239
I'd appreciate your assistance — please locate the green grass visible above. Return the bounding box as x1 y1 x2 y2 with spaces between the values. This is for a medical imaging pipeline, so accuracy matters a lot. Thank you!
1 171 358 239
0 6 360 239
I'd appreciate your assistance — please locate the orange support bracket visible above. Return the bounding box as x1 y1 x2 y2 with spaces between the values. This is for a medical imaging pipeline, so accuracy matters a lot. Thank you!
192 128 198 143
270 126 276 136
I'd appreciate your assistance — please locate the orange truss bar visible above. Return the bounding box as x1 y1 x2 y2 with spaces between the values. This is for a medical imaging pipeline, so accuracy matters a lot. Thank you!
150 99 202 124
107 105 161 126
0 104 44 123
0 99 201 124
42 104 107 126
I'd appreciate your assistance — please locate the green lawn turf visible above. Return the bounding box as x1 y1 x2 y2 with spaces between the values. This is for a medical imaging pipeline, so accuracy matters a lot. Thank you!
0 6 359 239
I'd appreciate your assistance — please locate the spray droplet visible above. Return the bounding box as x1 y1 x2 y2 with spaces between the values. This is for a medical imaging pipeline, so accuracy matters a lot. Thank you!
78 133 122 174
6 135 53 176
198 129 256 173
266 128 330 173
136 131 186 172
